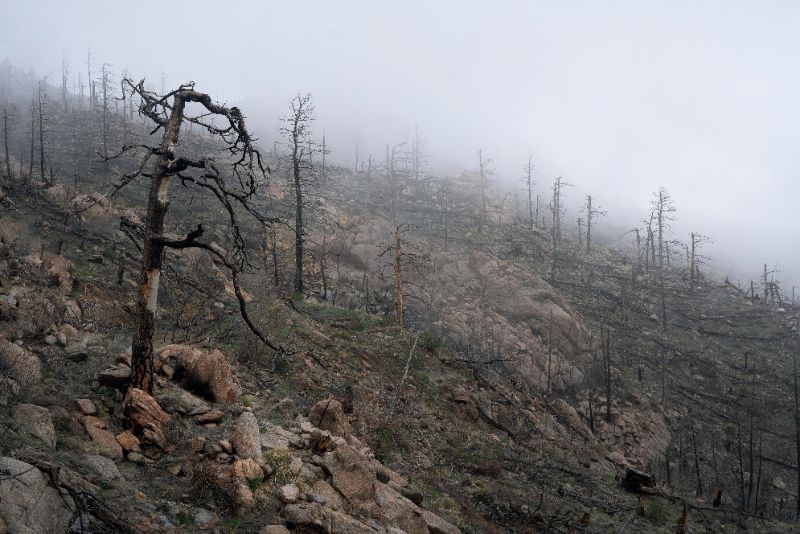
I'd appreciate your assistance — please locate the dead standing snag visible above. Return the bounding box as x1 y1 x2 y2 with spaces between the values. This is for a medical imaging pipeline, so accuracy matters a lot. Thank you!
110 78 281 396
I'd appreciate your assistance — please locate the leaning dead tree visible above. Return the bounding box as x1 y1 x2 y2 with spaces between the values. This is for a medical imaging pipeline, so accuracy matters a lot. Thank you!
107 79 281 396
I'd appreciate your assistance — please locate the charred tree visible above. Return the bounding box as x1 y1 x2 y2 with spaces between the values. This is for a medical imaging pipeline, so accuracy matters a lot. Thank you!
2 106 12 182
281 93 315 295
688 232 711 293
651 187 676 269
108 79 280 397
378 224 430 329
36 79 50 184
477 149 492 225
584 194 606 253
523 154 535 230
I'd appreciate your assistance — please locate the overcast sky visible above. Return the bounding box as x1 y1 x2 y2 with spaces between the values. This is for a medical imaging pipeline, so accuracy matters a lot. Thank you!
2 0 800 287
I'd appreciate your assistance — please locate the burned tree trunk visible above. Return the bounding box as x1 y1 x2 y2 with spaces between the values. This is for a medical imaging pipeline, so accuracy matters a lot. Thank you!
37 80 48 184
281 94 315 295
524 154 535 231
2 107 11 182
129 95 186 394
28 98 34 182
794 348 800 519
112 79 280 398
394 225 404 328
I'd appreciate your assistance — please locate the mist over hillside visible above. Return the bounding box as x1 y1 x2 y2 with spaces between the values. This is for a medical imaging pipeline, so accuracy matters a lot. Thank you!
3 0 800 287
2 2 800 534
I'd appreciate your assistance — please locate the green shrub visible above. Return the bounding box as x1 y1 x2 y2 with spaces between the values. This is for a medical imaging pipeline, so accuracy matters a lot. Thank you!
421 332 443 354
263 448 293 485
646 499 670 524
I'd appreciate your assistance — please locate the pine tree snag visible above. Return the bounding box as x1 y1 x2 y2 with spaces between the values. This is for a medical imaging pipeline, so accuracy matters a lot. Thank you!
37 80 48 184
477 149 493 226
584 194 606 253
107 79 281 397
394 226 404 328
2 107 11 183
280 94 315 296
793 348 800 519
524 154 535 231
130 94 186 394
28 98 34 183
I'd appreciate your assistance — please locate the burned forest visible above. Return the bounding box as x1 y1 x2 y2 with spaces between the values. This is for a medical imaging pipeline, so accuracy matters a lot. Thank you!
2 2 800 533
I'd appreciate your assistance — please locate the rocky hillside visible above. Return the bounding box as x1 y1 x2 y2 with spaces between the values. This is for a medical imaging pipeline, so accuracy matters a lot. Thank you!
1 63 799 533
0 169 797 534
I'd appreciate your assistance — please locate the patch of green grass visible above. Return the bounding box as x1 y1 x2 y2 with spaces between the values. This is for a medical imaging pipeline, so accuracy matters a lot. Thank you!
248 477 264 492
223 518 242 530
263 448 293 485
421 332 443 354
241 395 253 408
297 300 386 332
420 482 460 514
41 369 53 381
374 425 398 460
646 498 671 524
177 511 191 527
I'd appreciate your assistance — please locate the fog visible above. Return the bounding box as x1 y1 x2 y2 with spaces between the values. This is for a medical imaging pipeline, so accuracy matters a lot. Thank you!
3 0 800 287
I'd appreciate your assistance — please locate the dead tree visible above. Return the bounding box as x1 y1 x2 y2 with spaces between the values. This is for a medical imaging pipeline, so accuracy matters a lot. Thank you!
87 49 94 111
651 187 676 268
584 194 606 253
319 131 330 188
688 232 711 293
280 93 315 295
385 141 408 225
601 327 612 422
36 79 50 184
550 177 571 244
793 347 800 519
387 333 420 417
411 124 425 182
440 177 450 251
523 154 536 230
477 149 492 225
378 224 430 328
61 54 69 111
28 96 34 182
762 263 779 303
107 78 281 396
549 177 571 278
100 64 113 159
689 413 703 497
2 106 12 182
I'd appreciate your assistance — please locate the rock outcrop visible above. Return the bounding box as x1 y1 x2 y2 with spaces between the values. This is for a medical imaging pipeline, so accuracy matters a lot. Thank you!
309 397 352 437
232 411 261 462
12 403 56 450
124 387 171 450
0 457 74 534
0 337 41 390
156 344 241 403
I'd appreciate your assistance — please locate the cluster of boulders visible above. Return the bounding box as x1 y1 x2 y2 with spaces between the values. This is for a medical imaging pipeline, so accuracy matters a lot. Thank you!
1 214 460 532
182 397 460 533
574 394 670 469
